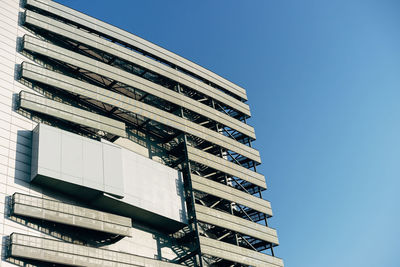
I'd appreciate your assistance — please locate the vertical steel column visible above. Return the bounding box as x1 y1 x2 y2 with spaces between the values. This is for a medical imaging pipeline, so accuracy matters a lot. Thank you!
177 82 203 267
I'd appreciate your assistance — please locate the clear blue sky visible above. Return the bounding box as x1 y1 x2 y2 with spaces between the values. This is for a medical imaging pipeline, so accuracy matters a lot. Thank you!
57 1 400 266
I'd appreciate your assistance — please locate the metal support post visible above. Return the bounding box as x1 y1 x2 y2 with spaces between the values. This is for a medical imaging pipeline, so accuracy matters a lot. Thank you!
178 82 203 267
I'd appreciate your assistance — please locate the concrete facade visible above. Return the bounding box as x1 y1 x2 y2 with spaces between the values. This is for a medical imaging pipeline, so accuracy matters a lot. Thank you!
0 1 183 265
0 0 283 266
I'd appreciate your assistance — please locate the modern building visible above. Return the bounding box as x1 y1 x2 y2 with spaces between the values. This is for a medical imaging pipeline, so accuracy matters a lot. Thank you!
0 0 283 266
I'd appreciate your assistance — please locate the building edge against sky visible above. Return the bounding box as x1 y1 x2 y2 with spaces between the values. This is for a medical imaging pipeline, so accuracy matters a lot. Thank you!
0 0 283 266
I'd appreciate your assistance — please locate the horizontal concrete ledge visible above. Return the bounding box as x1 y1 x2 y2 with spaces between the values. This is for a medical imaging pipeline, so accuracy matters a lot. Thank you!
200 236 284 267
23 10 253 120
195 204 278 245
25 0 248 101
18 90 126 137
12 193 132 236
9 233 182 267
19 60 260 162
191 174 272 216
187 146 266 188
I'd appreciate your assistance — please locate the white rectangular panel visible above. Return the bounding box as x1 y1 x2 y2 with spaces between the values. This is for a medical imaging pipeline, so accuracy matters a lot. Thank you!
31 123 124 198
